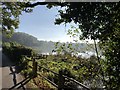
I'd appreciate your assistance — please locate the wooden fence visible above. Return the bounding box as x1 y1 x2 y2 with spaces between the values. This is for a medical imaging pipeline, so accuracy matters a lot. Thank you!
29 56 90 90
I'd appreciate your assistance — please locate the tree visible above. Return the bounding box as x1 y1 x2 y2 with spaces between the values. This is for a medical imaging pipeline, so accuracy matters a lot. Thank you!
1 2 33 37
45 2 120 89
49 2 120 89
2 2 120 89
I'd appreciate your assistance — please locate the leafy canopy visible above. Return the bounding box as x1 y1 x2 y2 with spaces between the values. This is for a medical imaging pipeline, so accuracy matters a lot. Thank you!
50 2 120 89
2 2 120 89
2 2 33 37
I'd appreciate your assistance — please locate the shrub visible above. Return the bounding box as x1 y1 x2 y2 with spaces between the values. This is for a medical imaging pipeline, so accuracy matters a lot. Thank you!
2 42 35 73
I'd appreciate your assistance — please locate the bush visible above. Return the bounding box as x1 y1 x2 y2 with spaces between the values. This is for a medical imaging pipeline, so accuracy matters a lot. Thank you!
3 42 35 62
2 42 35 73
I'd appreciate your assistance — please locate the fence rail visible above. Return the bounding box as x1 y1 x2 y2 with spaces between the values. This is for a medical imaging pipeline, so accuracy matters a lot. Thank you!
37 73 58 88
26 55 90 90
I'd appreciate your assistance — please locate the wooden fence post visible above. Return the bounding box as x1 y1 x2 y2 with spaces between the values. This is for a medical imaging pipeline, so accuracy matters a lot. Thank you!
32 58 37 78
58 70 65 90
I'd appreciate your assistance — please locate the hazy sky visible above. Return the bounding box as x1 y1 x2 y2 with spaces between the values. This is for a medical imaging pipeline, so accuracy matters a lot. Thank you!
16 5 75 42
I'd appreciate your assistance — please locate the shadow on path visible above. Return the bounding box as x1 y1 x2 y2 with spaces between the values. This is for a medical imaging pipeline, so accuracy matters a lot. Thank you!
9 66 17 86
1 52 32 90
1 52 14 67
1 52 24 73
8 76 31 90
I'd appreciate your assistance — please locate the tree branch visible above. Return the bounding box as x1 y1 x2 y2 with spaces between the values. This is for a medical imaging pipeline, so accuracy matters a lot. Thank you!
25 2 48 7
25 2 67 8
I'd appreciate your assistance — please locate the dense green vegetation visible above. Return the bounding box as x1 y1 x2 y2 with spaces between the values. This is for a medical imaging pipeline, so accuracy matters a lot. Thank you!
2 42 35 75
37 54 101 89
2 38 101 89
2 42 34 62
2 41 100 89
46 2 120 90
2 2 120 90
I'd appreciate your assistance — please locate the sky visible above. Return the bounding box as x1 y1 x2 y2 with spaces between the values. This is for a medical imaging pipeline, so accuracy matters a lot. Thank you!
16 5 75 43
16 5 97 43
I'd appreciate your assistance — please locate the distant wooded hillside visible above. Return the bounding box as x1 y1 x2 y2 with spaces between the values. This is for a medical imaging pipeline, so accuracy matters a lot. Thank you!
2 32 95 54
